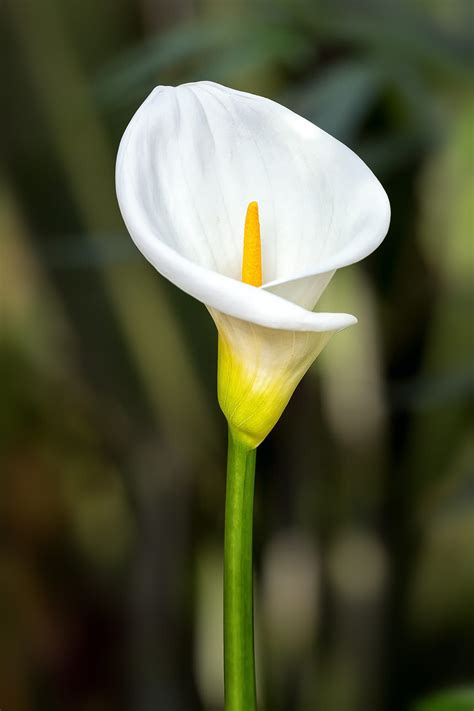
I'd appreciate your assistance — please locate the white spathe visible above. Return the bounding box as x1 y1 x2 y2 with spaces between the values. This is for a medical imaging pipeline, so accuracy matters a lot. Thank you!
116 81 390 446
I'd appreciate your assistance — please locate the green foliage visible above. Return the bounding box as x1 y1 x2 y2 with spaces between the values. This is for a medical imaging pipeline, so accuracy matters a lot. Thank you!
414 688 474 711
281 60 383 142
96 20 314 110
2 0 474 708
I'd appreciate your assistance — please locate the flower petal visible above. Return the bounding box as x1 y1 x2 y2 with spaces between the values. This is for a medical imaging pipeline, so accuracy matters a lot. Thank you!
116 81 390 314
263 271 336 310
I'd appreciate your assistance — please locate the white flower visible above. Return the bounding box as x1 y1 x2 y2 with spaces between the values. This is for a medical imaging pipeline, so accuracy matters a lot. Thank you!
116 81 390 447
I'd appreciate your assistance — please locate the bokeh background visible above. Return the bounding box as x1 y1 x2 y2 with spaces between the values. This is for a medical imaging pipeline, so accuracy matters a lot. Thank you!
2 1 473 710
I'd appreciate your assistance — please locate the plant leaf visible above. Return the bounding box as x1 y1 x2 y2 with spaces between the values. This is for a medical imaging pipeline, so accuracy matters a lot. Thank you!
281 60 382 143
413 688 474 711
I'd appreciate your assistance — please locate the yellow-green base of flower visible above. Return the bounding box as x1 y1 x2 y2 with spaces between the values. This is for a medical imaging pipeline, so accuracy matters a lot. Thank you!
216 317 333 447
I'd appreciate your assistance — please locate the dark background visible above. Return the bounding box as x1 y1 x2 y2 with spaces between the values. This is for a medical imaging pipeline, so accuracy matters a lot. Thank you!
2 1 473 710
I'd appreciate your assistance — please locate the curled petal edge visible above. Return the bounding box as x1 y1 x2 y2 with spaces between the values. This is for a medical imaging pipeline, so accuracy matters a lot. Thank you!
116 169 357 333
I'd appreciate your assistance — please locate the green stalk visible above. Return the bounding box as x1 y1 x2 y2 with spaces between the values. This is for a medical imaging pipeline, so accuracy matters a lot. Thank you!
224 428 258 711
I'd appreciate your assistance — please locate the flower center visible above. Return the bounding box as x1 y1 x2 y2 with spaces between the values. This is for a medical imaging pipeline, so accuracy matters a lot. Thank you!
242 201 262 287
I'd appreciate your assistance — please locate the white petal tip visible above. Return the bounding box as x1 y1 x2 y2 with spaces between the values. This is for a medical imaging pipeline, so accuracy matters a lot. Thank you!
301 311 358 333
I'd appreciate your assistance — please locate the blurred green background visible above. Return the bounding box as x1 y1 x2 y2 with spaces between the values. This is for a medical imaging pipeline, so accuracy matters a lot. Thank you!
2 1 473 710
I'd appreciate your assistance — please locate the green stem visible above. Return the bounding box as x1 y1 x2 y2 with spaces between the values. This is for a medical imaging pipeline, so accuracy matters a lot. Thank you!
224 427 258 711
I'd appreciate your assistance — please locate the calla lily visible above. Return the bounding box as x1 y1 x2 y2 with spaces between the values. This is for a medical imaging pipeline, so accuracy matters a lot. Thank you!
116 81 390 448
